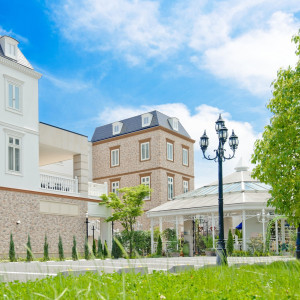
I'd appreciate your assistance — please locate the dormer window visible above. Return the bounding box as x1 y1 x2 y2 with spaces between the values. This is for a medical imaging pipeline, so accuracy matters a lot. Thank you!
112 121 123 135
8 44 16 57
142 113 153 127
0 36 19 59
168 117 179 131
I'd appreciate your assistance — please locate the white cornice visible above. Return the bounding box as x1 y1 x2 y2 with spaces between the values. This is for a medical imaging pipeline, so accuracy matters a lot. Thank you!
0 56 42 79
0 120 39 135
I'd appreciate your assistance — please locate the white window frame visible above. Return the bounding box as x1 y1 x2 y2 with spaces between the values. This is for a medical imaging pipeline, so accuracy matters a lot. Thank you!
112 121 123 135
167 142 173 161
140 142 150 161
111 148 120 167
4 129 24 175
3 75 23 115
141 176 150 200
168 176 174 200
8 43 16 57
173 118 178 131
141 113 153 127
111 181 119 195
183 180 189 193
182 148 188 166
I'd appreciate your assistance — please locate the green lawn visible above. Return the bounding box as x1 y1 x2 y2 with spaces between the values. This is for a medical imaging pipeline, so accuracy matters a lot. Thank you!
1 261 299 299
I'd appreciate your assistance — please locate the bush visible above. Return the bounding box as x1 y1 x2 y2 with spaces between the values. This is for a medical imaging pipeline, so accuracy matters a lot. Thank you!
58 235 64 261
183 242 190 256
72 236 78 261
227 229 234 256
43 235 49 261
231 250 250 257
84 238 90 260
112 238 123 259
92 239 97 257
156 235 162 256
26 235 33 262
9 233 16 262
103 240 108 258
97 239 103 259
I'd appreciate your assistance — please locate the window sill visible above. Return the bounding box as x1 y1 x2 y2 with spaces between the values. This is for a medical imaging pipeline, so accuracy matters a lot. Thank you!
5 107 23 116
6 170 23 177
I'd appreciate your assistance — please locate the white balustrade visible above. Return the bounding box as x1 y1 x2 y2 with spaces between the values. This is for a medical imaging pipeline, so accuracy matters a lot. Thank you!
88 182 108 197
40 173 78 194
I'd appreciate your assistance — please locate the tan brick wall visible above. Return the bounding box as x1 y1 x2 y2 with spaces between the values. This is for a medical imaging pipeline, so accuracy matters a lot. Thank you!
0 189 87 257
92 127 195 232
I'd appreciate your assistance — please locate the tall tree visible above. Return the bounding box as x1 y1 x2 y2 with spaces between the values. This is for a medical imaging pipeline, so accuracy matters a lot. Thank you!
252 31 300 259
100 184 151 258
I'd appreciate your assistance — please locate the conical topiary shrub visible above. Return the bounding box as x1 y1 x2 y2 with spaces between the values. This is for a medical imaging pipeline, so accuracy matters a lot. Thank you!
227 229 234 256
92 239 97 257
58 235 64 261
72 236 78 261
84 238 90 260
103 240 108 258
9 233 16 262
97 238 103 259
43 235 49 261
156 235 162 256
26 235 33 262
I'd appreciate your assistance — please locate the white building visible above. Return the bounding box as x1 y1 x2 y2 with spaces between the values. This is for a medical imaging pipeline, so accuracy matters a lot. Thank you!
0 35 111 257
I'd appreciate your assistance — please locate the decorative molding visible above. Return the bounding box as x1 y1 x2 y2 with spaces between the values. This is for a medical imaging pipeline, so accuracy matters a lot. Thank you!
0 120 39 135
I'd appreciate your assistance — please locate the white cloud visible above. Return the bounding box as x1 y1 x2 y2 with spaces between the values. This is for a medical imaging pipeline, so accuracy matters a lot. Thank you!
51 0 300 95
97 102 259 187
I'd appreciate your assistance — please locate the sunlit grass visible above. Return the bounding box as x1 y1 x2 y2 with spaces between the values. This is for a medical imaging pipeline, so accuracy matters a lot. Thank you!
0 261 299 299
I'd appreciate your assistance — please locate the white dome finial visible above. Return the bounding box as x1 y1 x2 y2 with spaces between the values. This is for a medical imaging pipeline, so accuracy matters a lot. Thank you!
234 157 249 172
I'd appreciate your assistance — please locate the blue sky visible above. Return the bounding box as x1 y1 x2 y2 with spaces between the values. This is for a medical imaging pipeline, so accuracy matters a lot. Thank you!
1 0 300 186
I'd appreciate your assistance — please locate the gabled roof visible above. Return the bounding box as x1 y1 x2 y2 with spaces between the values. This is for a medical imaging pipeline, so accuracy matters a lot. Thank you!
0 36 33 69
92 110 191 143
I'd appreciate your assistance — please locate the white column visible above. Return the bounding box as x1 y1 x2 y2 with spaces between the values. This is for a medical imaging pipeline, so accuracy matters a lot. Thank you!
175 216 179 250
151 218 154 254
211 213 215 249
281 219 285 246
275 219 279 254
159 217 163 233
242 210 246 251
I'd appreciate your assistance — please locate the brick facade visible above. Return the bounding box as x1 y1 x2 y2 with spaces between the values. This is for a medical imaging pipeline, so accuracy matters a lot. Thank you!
93 126 194 230
0 188 88 257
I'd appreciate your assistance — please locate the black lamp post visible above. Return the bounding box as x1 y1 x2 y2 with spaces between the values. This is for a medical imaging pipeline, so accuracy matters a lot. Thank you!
200 114 239 265
85 212 89 240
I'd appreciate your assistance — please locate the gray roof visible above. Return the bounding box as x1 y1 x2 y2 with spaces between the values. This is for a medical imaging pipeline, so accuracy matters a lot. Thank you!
92 110 191 142
0 37 33 69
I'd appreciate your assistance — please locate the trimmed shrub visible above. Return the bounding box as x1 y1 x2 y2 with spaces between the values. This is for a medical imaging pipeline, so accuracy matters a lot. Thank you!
103 240 108 258
156 235 162 256
9 233 16 262
97 238 103 258
72 236 78 261
112 238 123 259
227 229 234 256
26 235 33 262
58 235 64 261
84 238 90 260
92 239 97 257
43 235 49 261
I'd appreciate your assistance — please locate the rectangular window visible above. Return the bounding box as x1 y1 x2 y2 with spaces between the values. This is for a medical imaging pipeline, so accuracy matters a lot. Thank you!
111 148 120 167
9 44 16 56
8 83 20 110
8 136 21 172
182 148 188 166
141 176 150 200
167 142 173 161
111 181 119 195
183 180 189 193
168 176 174 200
141 142 150 161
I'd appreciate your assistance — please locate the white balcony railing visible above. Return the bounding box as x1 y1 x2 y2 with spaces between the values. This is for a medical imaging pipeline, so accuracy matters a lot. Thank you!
88 182 107 197
40 173 78 194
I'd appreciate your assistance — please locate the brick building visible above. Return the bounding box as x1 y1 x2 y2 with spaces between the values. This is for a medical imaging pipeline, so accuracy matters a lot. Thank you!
92 111 195 230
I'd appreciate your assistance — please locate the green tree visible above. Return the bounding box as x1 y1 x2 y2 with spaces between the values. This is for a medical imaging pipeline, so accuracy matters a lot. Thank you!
227 229 234 256
251 31 300 258
84 238 90 260
92 239 97 257
111 237 123 259
100 184 151 258
156 235 162 256
58 235 64 261
97 238 103 259
72 236 78 261
9 233 16 262
43 235 49 261
26 235 33 262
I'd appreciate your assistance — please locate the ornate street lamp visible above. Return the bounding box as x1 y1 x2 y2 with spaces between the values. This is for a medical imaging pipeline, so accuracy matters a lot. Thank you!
200 114 239 265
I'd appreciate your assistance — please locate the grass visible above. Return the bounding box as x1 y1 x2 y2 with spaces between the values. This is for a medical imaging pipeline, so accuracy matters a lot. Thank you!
0 261 299 299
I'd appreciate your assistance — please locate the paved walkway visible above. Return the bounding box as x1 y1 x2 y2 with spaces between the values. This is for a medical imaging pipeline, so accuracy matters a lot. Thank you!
0 256 295 282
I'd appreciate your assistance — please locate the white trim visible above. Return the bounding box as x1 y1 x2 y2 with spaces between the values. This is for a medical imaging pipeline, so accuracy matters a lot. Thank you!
167 176 174 200
0 121 39 135
112 121 123 135
167 142 173 161
182 148 188 166
111 148 120 167
140 141 150 161
141 175 150 200
141 113 153 127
